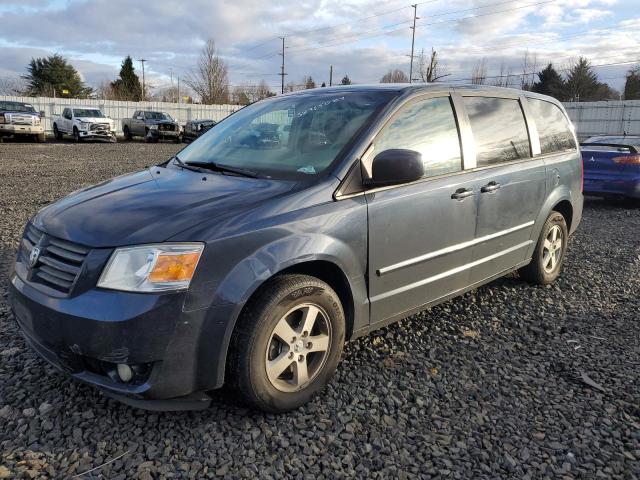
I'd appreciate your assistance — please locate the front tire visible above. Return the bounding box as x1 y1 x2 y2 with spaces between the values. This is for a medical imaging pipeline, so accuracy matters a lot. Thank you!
123 126 132 141
519 211 568 284
230 274 345 413
53 124 62 141
72 127 81 143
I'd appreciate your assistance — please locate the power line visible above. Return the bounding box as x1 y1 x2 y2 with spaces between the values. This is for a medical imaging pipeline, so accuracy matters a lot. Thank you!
286 0 556 55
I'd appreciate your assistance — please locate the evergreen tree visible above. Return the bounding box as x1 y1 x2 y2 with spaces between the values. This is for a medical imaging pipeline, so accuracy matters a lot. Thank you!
564 57 601 102
624 67 640 100
341 75 352 85
111 56 142 101
304 76 316 89
22 54 92 97
532 64 566 100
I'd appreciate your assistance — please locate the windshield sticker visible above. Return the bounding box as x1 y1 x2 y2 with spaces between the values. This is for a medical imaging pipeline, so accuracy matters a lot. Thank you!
296 97 344 118
297 166 317 174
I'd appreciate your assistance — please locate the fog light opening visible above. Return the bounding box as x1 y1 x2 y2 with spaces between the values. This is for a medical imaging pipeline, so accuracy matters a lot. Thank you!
117 363 133 383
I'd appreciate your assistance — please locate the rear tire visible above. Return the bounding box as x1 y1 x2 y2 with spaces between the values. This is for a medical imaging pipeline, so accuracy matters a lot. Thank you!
519 211 568 284
230 274 345 413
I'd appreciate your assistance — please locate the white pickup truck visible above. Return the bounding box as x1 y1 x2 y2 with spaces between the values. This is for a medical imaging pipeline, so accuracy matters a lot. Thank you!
52 107 116 142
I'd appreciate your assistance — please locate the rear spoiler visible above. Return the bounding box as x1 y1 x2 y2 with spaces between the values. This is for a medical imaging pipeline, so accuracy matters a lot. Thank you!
580 143 639 154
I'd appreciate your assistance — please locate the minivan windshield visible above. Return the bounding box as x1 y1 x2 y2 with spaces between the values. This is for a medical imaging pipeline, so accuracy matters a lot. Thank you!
178 91 396 180
73 109 105 118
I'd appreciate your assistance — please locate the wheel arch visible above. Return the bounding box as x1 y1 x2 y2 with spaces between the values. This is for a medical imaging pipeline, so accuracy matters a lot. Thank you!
552 199 573 232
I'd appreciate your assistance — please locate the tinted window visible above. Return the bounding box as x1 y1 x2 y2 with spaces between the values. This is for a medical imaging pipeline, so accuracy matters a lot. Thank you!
528 99 576 154
373 96 462 178
464 97 531 166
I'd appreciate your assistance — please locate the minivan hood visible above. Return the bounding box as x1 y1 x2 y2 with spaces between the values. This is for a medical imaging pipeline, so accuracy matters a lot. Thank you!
34 166 296 247
77 116 112 124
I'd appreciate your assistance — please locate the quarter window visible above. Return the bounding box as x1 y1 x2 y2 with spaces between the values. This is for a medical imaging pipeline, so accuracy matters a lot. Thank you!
528 98 576 154
464 97 531 166
373 96 462 178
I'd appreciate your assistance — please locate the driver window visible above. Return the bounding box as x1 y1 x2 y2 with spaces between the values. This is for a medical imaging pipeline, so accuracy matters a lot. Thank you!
372 96 462 179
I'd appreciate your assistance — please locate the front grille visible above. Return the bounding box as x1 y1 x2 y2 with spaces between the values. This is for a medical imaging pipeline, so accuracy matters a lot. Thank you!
21 224 89 294
158 123 176 132
90 123 110 131
7 114 34 125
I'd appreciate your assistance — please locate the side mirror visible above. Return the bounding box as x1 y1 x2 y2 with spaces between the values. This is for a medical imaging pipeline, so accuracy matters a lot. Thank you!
39 110 45 118
365 149 424 188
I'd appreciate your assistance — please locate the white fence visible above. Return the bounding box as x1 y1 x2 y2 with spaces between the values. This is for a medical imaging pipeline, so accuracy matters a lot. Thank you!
563 100 640 140
0 95 243 134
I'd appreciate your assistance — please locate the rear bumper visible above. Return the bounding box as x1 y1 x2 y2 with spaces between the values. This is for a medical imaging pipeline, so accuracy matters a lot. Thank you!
0 124 43 136
8 270 235 408
583 176 640 199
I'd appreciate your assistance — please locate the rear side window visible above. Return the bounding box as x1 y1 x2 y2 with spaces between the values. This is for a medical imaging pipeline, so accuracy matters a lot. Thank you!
528 99 576 154
373 96 462 178
464 97 531 166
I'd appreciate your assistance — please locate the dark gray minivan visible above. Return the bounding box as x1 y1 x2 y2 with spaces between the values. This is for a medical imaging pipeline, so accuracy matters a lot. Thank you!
9 84 583 412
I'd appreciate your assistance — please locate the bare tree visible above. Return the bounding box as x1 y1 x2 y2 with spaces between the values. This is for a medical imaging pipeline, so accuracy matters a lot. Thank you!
471 58 488 85
284 81 299 93
417 48 450 83
303 76 316 89
380 69 408 83
232 80 274 105
254 80 274 100
0 76 26 95
184 39 229 104
492 61 516 88
521 50 538 90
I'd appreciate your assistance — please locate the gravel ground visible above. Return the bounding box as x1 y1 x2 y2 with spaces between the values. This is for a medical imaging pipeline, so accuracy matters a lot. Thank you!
0 142 639 479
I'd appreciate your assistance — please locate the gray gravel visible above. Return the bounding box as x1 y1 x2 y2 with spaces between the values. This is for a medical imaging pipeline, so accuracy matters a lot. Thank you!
1 142 639 479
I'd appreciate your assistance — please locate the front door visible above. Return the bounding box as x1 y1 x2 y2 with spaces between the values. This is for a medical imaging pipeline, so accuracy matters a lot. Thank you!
366 95 479 324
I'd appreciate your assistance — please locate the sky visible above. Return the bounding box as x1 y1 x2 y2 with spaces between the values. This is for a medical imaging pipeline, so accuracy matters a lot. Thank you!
0 0 638 97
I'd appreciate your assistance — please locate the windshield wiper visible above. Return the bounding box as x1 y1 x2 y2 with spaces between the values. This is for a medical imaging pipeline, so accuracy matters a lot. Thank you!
184 161 259 178
171 155 204 173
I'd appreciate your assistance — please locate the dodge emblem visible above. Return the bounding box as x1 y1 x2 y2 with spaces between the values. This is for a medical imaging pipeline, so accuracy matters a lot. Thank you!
29 246 41 268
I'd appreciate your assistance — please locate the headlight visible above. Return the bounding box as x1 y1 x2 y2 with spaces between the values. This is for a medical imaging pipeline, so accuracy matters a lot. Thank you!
33 117 41 125
98 243 204 292
79 122 89 130
149 124 158 130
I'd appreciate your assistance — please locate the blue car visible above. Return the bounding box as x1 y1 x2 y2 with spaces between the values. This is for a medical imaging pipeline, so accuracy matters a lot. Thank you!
581 136 640 199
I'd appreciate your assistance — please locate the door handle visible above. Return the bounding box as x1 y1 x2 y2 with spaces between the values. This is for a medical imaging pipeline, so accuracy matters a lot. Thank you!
451 188 474 200
481 181 501 193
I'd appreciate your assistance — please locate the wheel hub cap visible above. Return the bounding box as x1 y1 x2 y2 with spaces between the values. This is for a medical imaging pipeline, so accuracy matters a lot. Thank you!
265 303 332 392
542 225 563 274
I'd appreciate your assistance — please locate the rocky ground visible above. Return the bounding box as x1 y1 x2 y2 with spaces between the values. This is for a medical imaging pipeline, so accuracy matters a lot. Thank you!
0 142 638 479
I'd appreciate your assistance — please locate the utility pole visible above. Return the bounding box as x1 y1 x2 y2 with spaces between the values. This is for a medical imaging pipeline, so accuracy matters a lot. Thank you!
177 76 181 104
329 65 333 86
279 37 286 94
138 58 147 99
409 4 419 84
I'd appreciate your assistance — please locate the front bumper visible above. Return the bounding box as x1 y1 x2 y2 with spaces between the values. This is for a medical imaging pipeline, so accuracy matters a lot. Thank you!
0 124 44 136
79 129 116 140
8 270 233 409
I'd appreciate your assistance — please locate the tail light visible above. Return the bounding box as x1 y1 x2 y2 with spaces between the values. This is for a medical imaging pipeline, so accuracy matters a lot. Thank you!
612 155 640 165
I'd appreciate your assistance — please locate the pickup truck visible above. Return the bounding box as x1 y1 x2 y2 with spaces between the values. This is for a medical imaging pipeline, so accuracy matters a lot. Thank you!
0 100 45 142
122 110 181 143
52 107 116 142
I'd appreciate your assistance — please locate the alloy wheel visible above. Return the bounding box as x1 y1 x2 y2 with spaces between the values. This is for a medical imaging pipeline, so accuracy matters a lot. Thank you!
542 224 563 273
265 303 331 392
